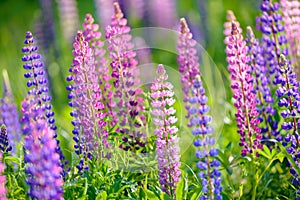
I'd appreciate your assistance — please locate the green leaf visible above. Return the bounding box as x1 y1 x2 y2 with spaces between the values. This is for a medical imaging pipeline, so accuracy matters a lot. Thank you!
275 152 286 163
263 145 271 157
96 191 107 200
144 189 159 200
176 177 184 200
278 142 300 175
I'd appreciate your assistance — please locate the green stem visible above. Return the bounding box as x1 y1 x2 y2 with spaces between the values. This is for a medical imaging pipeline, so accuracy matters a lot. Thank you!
251 157 258 200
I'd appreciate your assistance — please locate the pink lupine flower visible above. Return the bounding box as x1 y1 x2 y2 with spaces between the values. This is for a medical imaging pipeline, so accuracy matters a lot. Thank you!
151 64 181 197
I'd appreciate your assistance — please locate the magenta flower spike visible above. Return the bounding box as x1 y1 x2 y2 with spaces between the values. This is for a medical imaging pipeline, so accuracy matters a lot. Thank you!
225 22 263 157
24 119 63 200
224 10 241 45
177 18 201 117
67 31 109 170
0 153 7 200
151 64 181 197
105 2 146 152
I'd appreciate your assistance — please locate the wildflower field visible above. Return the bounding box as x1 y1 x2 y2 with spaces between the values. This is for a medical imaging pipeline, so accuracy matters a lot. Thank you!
1 0 300 199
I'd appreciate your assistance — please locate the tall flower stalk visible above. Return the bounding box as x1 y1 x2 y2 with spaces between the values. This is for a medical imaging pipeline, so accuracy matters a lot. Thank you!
67 31 108 171
276 55 300 195
106 2 146 152
150 64 181 198
190 76 222 200
177 18 200 116
246 27 279 140
21 31 66 175
225 22 262 157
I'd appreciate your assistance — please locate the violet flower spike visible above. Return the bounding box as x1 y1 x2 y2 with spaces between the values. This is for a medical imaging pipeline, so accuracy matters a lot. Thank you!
24 119 64 200
225 22 263 157
151 64 181 197
189 76 222 200
67 31 109 171
245 27 279 140
177 18 201 117
256 0 288 83
106 2 146 152
21 31 66 173
0 70 22 153
0 125 11 153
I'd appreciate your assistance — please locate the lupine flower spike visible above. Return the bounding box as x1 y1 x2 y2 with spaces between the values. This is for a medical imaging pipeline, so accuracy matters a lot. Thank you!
276 55 300 195
189 76 222 200
106 2 146 152
225 22 262 157
224 10 240 45
177 18 200 117
246 27 279 140
280 0 300 72
67 31 108 171
151 64 181 197
24 119 64 200
1 70 22 153
256 0 288 84
0 125 11 153
0 153 7 200
21 31 65 172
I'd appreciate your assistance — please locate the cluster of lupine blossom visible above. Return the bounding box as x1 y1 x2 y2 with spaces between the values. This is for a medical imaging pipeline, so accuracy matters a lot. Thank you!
224 0 300 196
0 2 223 199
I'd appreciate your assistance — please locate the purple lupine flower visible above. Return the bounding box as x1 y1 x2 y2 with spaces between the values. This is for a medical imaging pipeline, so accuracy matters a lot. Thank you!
36 0 56 52
276 55 300 195
56 0 79 43
106 2 146 152
0 153 7 200
24 119 63 200
256 0 288 80
281 0 300 71
225 22 263 157
94 0 114 29
21 31 66 172
147 0 177 28
67 31 108 171
177 18 200 115
0 71 22 153
82 14 117 128
0 125 11 153
246 27 279 139
151 64 181 197
190 76 222 200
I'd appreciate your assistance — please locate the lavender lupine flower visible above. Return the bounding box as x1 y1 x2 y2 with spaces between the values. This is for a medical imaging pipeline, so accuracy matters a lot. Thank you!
67 31 108 171
0 125 11 153
0 153 7 200
37 0 56 52
256 0 288 81
21 31 65 170
177 18 200 116
82 14 117 128
151 64 181 197
0 71 22 153
94 0 114 29
56 0 79 43
281 0 300 71
147 0 177 28
189 76 222 200
276 55 300 195
106 2 146 152
246 27 279 139
24 119 63 200
225 22 263 157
